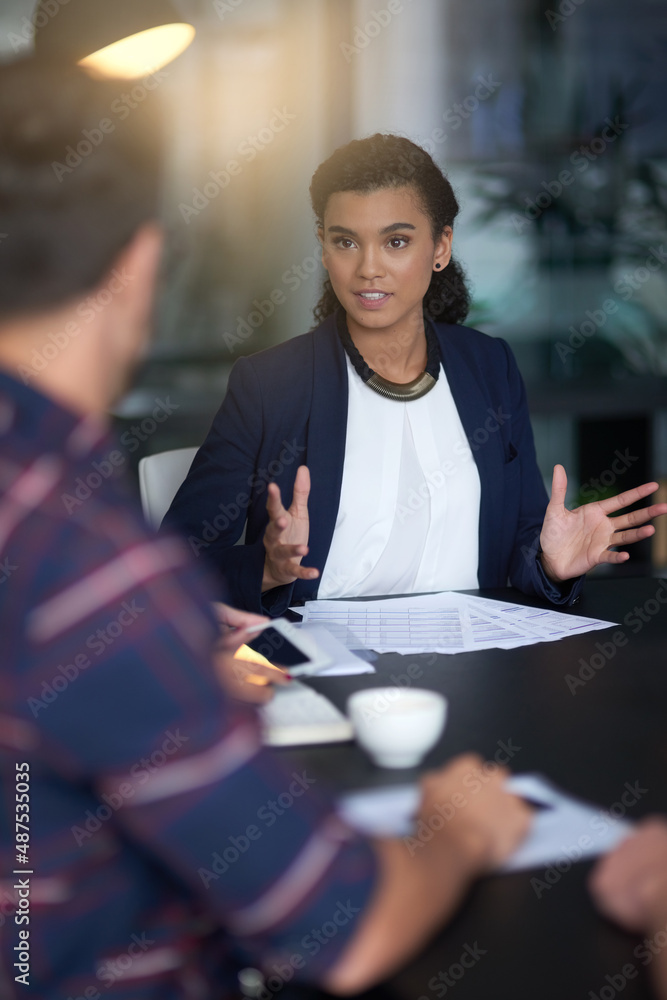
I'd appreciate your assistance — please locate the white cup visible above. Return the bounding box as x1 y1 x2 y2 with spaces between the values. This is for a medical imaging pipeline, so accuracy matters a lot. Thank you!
347 687 448 768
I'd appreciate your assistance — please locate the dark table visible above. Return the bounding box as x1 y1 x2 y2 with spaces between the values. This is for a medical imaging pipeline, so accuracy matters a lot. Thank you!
281 578 667 1000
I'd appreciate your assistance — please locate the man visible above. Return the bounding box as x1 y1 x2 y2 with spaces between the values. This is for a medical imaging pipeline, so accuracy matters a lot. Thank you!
0 58 529 999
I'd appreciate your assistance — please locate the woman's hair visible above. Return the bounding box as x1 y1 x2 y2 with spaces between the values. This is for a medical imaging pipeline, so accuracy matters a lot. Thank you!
309 133 470 327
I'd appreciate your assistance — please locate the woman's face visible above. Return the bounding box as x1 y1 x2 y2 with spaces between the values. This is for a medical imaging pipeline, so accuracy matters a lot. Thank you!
319 185 452 336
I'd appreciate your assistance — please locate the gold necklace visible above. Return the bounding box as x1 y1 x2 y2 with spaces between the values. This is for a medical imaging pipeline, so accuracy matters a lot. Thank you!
336 310 440 402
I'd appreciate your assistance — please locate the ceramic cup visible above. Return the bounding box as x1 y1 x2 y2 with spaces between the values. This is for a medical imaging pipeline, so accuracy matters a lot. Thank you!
347 687 448 768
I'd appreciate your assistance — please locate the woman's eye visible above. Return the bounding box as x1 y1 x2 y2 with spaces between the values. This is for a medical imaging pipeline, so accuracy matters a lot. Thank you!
335 238 356 249
388 237 408 249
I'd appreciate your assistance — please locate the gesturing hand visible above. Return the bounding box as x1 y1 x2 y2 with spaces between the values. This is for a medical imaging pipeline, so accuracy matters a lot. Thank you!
539 464 667 583
262 465 320 592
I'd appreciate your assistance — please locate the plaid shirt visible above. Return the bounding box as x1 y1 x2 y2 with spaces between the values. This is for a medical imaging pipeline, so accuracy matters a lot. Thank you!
0 371 376 1000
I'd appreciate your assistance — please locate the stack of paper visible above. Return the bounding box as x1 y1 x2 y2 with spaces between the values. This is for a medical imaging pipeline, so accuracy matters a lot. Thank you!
300 592 617 655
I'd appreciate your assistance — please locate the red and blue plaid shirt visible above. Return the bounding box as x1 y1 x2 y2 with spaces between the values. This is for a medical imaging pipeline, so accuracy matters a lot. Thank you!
0 371 376 999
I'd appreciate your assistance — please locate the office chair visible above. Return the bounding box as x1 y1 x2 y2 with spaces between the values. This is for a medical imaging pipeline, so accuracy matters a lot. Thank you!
138 446 198 529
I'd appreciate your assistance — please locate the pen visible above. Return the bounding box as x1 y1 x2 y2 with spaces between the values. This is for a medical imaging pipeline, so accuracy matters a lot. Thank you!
518 796 552 812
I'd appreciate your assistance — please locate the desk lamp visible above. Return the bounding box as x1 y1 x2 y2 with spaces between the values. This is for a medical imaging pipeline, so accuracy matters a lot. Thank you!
32 0 195 78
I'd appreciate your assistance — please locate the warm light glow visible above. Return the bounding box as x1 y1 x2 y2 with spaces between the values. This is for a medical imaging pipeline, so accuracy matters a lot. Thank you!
233 644 287 687
233 644 275 669
79 23 195 79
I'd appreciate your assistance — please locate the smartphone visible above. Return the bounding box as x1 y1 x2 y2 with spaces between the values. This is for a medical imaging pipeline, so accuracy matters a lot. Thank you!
244 618 332 676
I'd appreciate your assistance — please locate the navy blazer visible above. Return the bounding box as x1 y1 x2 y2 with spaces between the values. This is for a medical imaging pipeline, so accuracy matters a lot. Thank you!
164 314 583 614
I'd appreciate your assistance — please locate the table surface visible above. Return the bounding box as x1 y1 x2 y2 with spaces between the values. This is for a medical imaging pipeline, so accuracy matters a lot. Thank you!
281 578 667 1000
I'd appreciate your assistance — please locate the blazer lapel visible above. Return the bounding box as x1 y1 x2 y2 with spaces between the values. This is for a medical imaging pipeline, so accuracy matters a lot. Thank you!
435 323 505 587
296 314 349 601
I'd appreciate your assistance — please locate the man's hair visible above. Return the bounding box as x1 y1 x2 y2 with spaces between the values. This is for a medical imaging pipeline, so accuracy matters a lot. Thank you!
0 57 163 319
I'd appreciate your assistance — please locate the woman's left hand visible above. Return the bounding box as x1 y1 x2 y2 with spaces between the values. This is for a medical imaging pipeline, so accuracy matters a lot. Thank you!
539 464 667 583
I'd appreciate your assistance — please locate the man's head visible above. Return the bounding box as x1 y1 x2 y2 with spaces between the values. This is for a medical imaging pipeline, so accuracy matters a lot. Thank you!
0 57 164 411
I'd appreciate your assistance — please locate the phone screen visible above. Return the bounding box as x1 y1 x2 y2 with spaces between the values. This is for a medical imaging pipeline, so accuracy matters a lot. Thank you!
248 627 312 668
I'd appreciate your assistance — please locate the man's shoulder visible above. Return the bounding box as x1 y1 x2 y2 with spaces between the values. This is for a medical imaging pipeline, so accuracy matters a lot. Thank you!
0 438 134 535
0 438 192 594
0 442 216 671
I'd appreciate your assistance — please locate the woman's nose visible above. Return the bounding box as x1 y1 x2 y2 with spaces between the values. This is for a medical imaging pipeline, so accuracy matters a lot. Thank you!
357 245 385 280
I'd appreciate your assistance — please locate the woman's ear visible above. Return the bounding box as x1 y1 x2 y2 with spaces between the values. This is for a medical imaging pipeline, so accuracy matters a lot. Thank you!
318 225 329 272
434 225 453 271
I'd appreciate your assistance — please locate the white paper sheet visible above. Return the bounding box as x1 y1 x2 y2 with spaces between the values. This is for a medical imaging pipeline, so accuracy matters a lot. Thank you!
291 624 375 676
301 592 617 655
336 774 632 872
501 774 632 871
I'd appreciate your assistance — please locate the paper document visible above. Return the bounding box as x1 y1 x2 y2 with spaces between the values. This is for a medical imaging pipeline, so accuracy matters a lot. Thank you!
301 592 617 654
336 774 632 872
291 624 375 676
501 774 632 872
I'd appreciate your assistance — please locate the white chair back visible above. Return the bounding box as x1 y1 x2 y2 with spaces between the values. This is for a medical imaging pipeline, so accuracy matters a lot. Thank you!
138 446 198 529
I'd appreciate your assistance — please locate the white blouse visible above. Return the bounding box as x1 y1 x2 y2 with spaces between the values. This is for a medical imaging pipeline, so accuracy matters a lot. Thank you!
318 355 482 599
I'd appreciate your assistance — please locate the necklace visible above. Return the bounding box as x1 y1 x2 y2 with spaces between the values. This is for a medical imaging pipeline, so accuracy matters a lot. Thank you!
336 309 440 402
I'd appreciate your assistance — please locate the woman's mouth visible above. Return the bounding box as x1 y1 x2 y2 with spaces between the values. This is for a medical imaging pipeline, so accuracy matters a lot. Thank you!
354 290 392 309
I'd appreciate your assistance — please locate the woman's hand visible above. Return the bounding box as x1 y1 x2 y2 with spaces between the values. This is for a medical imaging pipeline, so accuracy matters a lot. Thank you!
211 604 291 703
211 603 281 703
262 465 320 592
213 648 291 704
539 464 667 583
212 602 268 653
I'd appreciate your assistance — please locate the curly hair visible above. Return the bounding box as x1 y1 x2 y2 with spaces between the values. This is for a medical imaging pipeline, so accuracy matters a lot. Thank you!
309 133 470 327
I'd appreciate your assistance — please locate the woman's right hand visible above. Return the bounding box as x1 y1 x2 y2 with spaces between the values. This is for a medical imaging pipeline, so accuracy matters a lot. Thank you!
262 465 320 591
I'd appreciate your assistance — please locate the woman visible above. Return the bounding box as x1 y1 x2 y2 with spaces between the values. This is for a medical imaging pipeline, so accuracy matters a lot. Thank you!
164 134 665 615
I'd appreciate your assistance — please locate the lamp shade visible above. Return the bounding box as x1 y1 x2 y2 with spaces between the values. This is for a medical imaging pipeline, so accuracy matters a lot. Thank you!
32 0 195 78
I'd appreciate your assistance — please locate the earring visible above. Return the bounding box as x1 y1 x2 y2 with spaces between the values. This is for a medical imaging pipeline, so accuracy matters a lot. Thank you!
434 263 442 270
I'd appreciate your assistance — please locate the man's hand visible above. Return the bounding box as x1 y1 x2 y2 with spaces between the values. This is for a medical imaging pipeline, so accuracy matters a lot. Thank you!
539 465 667 583
262 465 320 592
418 754 532 871
324 754 531 995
